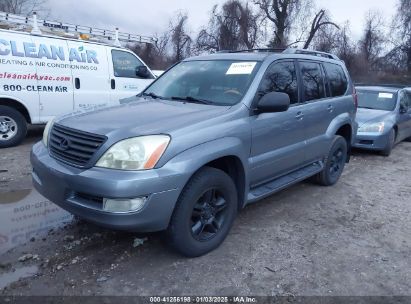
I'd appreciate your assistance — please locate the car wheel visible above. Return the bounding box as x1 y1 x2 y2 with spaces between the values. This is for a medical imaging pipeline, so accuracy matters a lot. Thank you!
0 106 27 148
315 135 347 186
166 167 238 257
380 129 396 157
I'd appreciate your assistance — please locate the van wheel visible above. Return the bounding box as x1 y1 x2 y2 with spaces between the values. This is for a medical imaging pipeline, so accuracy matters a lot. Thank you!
380 129 396 157
166 167 238 257
314 135 347 186
0 106 27 148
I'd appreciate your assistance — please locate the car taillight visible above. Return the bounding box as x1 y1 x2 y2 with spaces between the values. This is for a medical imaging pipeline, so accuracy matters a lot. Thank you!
352 87 358 110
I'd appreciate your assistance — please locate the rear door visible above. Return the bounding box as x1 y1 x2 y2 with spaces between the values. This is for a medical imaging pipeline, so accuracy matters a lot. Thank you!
108 49 155 103
398 90 411 140
249 60 306 186
65 41 112 110
29 36 74 121
300 60 349 163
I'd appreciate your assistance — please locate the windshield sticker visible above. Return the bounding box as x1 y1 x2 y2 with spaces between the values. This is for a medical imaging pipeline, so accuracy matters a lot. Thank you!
378 93 393 99
226 62 257 75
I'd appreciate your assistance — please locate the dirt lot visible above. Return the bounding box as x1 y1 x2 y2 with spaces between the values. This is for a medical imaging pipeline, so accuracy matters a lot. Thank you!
0 128 410 296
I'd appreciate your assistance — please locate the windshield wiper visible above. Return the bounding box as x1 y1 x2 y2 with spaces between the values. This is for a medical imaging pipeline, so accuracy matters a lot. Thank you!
141 92 165 99
171 96 213 105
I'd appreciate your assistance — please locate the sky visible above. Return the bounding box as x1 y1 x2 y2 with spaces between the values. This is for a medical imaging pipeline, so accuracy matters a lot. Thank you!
47 0 398 42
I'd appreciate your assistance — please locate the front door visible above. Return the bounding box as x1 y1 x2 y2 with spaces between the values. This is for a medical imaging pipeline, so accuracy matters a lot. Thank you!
249 60 306 186
398 90 411 141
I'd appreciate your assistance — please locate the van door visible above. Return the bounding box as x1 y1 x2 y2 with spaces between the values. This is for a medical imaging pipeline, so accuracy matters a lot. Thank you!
108 49 155 103
249 60 306 186
65 41 111 110
29 36 74 122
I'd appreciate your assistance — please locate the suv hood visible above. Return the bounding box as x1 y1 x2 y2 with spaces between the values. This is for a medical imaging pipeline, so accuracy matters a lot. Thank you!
57 98 230 136
356 108 391 126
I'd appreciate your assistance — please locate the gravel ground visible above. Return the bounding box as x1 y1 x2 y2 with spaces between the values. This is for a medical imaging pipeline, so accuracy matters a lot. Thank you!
0 128 410 296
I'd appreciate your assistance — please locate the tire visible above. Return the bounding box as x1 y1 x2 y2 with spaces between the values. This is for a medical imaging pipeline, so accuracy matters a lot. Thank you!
314 135 348 186
380 129 395 157
0 106 27 148
166 167 238 257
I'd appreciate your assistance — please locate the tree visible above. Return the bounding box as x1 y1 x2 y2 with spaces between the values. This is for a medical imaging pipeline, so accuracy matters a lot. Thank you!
359 10 385 70
0 0 48 16
196 0 260 52
302 9 339 49
391 0 411 73
170 13 192 62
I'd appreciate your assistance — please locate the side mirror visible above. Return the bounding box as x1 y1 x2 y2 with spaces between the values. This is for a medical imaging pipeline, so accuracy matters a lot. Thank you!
136 66 149 78
257 92 290 113
400 105 407 114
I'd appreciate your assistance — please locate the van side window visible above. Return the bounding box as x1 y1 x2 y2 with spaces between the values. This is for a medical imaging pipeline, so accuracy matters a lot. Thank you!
299 61 326 102
259 61 299 104
112 50 148 79
323 63 348 97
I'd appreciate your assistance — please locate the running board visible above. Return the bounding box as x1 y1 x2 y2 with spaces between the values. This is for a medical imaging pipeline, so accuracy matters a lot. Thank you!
247 161 324 203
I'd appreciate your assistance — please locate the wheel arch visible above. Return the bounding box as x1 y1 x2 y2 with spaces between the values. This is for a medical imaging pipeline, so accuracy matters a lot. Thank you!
0 97 32 124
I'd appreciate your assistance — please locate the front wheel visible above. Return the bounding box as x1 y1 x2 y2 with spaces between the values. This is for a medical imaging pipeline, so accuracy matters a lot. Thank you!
380 129 396 157
166 167 238 257
315 135 348 186
0 106 27 148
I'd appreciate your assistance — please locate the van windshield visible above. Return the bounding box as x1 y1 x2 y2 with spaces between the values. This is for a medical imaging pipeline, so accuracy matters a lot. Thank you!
143 60 261 106
357 90 397 111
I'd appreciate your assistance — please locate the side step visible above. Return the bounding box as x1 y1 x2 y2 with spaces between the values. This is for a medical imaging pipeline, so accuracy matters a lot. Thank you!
247 161 324 203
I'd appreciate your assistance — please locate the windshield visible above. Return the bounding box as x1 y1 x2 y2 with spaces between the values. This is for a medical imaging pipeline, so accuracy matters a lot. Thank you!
357 90 397 111
143 60 261 106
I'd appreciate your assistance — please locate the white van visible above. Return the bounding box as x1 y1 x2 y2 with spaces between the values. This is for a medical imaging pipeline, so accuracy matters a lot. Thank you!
0 28 156 147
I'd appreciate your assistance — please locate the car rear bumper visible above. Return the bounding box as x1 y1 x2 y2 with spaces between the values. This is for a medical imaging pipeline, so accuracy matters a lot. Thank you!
353 132 390 151
30 142 188 232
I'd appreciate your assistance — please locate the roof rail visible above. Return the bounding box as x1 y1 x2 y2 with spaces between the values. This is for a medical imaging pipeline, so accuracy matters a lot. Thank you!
0 11 157 46
355 83 408 89
218 48 286 54
283 48 340 60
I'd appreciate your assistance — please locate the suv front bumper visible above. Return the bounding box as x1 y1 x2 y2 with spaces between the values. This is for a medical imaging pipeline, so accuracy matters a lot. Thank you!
30 142 187 232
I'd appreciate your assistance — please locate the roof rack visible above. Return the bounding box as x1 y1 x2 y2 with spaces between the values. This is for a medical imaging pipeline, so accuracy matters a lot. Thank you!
217 48 340 60
0 11 157 46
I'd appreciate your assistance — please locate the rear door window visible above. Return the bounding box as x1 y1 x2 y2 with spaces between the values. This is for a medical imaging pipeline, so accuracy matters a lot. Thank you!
259 61 299 104
323 63 348 97
299 61 326 102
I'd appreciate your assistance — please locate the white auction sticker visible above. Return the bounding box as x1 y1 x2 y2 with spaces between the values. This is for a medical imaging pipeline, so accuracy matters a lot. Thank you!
378 92 393 99
226 62 257 75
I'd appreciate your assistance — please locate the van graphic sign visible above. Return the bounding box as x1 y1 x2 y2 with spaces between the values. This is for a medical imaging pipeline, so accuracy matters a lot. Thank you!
0 39 99 64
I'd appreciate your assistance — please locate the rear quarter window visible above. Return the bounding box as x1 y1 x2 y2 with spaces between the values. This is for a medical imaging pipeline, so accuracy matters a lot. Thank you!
323 63 348 97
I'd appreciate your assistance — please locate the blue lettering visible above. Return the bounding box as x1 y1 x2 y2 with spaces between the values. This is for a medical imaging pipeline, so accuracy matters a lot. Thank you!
37 44 52 59
0 39 10 55
86 50 98 64
69 48 81 62
23 42 37 58
50 45 65 61
10 41 24 57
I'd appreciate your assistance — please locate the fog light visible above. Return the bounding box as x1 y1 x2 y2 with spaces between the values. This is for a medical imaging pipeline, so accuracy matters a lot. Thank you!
103 197 147 213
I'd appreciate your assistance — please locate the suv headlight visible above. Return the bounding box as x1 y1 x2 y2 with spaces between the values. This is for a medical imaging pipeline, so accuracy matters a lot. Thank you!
96 135 170 170
42 118 55 147
358 122 385 133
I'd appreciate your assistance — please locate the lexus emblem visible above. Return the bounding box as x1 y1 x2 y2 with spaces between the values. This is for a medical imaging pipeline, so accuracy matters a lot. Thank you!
59 137 70 150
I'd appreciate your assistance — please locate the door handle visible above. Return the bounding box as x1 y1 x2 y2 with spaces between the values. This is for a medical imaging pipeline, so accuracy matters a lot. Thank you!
295 112 304 120
327 104 334 112
75 78 80 89
111 79 116 90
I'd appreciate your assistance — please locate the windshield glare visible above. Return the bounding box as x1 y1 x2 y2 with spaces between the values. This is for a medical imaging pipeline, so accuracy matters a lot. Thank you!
357 91 397 111
144 60 261 106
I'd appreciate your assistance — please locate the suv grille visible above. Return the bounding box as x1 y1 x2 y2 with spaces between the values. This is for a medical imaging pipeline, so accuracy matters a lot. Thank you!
49 124 107 167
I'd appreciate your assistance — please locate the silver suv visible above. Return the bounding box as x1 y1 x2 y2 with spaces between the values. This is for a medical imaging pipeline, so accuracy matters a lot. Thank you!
31 49 358 257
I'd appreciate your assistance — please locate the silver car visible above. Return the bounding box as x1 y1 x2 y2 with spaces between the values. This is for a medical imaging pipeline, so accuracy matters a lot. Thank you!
354 86 411 156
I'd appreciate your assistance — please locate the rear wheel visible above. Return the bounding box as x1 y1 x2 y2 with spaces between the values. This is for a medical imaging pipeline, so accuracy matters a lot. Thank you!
166 167 238 257
0 106 27 148
314 135 347 186
380 129 395 157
